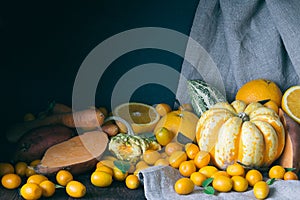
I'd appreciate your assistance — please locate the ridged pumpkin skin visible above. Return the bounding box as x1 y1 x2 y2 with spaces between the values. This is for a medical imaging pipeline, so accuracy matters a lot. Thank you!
196 100 285 169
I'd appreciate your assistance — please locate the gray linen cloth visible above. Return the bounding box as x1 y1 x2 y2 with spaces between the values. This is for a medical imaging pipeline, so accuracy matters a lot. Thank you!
141 0 300 199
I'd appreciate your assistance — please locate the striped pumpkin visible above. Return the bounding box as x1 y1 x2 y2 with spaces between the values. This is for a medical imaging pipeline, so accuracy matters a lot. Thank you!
196 100 285 169
187 80 226 117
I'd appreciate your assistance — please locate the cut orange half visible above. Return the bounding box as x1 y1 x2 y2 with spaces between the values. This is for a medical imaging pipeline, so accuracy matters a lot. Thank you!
281 85 300 124
113 102 160 134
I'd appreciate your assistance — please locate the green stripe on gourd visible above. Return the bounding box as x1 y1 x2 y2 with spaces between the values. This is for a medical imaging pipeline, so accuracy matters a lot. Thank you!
187 80 227 117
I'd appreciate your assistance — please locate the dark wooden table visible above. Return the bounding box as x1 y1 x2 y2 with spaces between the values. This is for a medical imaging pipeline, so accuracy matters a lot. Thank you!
0 173 146 200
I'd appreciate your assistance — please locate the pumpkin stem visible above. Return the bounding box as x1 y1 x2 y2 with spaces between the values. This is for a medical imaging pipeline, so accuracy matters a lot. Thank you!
238 112 250 122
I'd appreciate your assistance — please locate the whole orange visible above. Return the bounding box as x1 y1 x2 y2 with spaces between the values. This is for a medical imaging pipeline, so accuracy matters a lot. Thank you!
235 79 282 106
179 160 196 177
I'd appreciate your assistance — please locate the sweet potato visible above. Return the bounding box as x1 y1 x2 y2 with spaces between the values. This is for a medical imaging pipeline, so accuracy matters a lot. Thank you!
35 131 108 175
13 125 75 163
6 108 105 143
278 109 300 173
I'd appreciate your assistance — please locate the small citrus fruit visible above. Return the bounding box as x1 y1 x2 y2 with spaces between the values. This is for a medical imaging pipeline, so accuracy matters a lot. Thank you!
23 113 36 121
190 172 207 186
113 167 128 181
174 177 194 195
135 160 149 169
39 180 56 197
29 159 41 167
155 127 174 146
283 171 298 180
193 151 210 169
245 169 263 187
236 79 282 106
142 150 161 165
20 183 42 200
15 161 28 177
154 158 169 166
179 160 196 177
97 159 115 169
211 171 231 179
185 143 200 160
253 181 269 199
165 142 183 156
66 180 86 198
281 85 300 124
178 103 193 112
56 170 73 186
212 175 233 192
25 167 36 177
27 174 48 185
264 100 279 114
95 165 113 176
1 173 21 189
0 163 14 177
155 103 172 117
231 175 248 192
198 166 218 178
91 171 113 187
268 165 285 179
226 163 245 177
169 150 187 169
125 174 140 189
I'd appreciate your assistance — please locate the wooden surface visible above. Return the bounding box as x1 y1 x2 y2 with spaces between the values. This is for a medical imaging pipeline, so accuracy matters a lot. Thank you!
0 173 146 200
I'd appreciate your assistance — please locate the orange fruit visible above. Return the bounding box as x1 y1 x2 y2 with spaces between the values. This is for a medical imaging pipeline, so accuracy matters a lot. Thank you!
245 169 263 187
95 165 114 176
236 79 282 106
165 142 183 156
66 180 86 198
1 173 21 189
15 161 28 177
27 174 48 185
113 102 160 134
179 160 197 177
154 110 198 144
226 163 245 177
20 183 42 200
154 158 169 166
281 85 300 124
212 175 233 193
283 171 298 180
143 150 161 165
174 177 195 195
231 176 248 192
135 160 149 169
25 167 36 177
268 165 285 179
125 174 140 189
190 171 207 186
155 127 174 146
211 171 231 179
193 151 210 169
199 166 218 178
264 100 279 114
169 150 188 168
185 143 200 160
39 180 56 197
253 181 269 199
0 163 14 177
113 166 128 181
56 170 73 186
91 171 113 187
155 103 172 117
97 159 115 169
29 159 41 167
133 164 149 176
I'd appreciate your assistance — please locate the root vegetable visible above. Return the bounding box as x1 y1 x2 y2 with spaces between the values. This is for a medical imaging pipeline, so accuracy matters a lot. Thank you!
13 125 75 163
278 109 300 173
102 123 119 137
35 131 108 175
6 108 105 143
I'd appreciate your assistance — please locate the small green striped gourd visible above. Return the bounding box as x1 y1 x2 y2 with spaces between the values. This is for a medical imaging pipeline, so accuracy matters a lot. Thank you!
187 80 226 117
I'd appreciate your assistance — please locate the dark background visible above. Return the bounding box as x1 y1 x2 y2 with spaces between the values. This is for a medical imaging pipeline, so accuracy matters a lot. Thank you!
0 0 199 161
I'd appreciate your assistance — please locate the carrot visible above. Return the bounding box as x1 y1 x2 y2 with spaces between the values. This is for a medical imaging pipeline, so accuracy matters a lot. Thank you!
6 108 105 143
